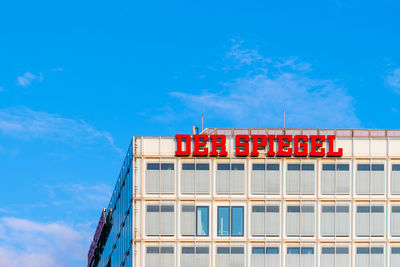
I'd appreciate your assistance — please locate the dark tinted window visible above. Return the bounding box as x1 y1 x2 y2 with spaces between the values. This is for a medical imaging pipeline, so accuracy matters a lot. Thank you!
357 248 369 254
161 205 174 212
322 206 335 213
196 247 209 254
231 247 244 254
371 248 383 254
288 164 300 171
182 164 195 170
302 164 314 171
252 206 265 212
371 206 384 213
217 247 230 254
322 164 335 171
267 164 280 171
266 247 279 254
393 164 400 171
217 164 230 171
253 164 265 171
252 247 265 254
147 163 160 170
266 206 279 212
392 247 400 254
147 247 159 253
287 206 300 212
182 247 195 254
287 248 300 254
196 163 209 170
357 206 370 213
322 248 335 254
161 163 174 170
357 164 370 171
372 164 384 171
161 247 174 254
147 205 159 212
232 164 244 171
337 164 350 171
393 206 400 213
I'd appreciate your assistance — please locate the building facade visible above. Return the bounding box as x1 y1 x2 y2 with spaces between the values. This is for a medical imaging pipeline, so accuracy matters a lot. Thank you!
88 128 400 267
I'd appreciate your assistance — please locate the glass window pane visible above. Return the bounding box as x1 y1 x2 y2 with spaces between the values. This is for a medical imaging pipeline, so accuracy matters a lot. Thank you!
322 164 335 171
196 163 209 170
266 247 279 254
267 164 280 170
253 164 265 171
182 163 195 170
288 164 300 171
147 163 160 170
337 164 350 171
161 163 174 170
301 248 314 254
182 247 195 254
217 207 230 236
252 247 265 254
357 164 370 171
217 164 230 171
231 207 244 236
288 248 300 254
232 164 244 170
302 164 315 171
393 165 400 171
196 206 209 236
372 164 384 171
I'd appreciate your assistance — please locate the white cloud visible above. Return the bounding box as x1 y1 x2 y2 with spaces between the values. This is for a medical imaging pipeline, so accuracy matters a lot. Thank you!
169 40 360 128
386 68 400 93
17 72 44 87
0 217 89 267
0 106 122 153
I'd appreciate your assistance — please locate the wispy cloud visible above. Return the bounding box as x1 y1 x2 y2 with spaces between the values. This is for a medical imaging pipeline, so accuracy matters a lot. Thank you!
16 72 44 87
0 106 122 153
45 183 112 209
166 40 360 128
386 68 400 93
0 217 89 267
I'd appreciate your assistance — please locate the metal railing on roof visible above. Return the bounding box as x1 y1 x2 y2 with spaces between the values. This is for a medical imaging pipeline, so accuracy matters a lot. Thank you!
200 128 400 138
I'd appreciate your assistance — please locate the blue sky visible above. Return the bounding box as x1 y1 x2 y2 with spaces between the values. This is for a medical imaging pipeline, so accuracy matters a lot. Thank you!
1 0 400 266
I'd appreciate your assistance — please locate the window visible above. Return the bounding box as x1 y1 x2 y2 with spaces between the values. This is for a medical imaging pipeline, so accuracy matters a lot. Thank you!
181 163 210 194
251 205 280 237
321 247 349 267
181 246 210 267
251 247 280 267
145 246 175 267
356 163 385 195
286 247 315 267
392 164 400 194
391 247 400 267
286 163 315 195
286 204 315 237
216 163 245 194
146 163 175 194
216 246 245 267
181 205 209 236
251 163 280 194
391 206 400 237
321 204 350 237
217 206 244 236
356 205 385 237
321 163 350 195
146 204 175 236
355 247 385 267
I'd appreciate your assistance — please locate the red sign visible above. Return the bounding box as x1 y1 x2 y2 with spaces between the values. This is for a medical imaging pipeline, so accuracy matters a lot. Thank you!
175 134 343 157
